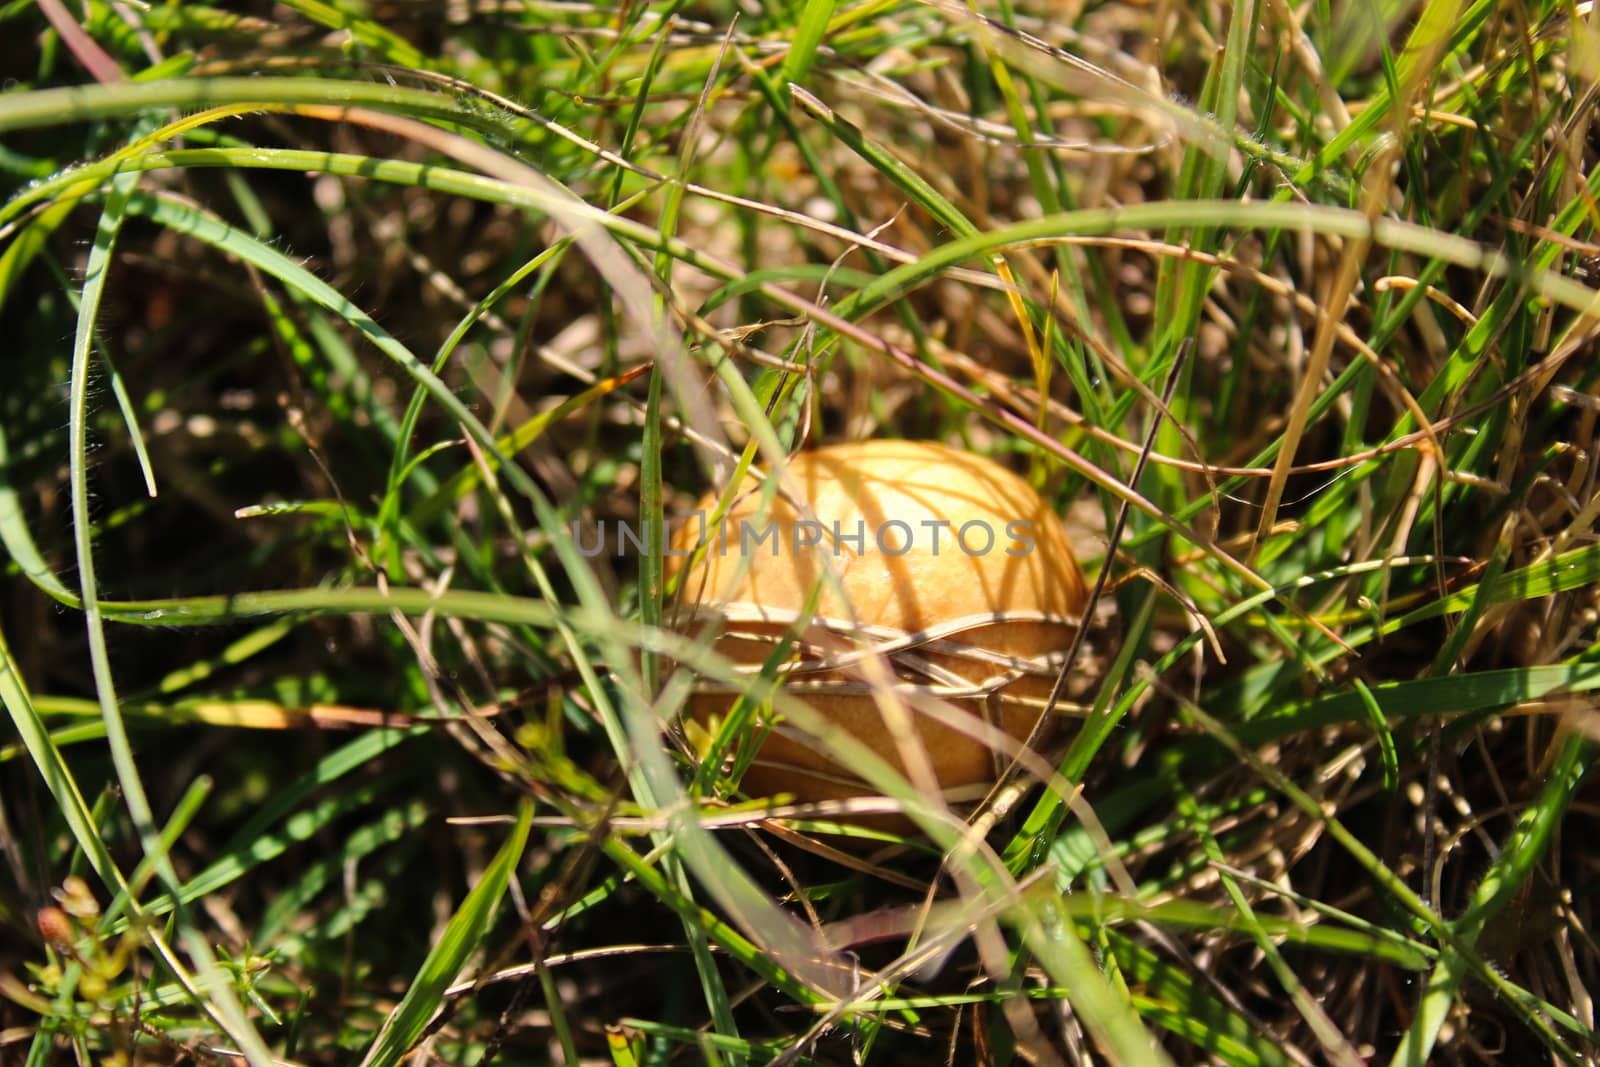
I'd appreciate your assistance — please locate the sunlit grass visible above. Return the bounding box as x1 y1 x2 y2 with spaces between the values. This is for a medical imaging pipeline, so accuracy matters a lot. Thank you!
1 0 1598 1064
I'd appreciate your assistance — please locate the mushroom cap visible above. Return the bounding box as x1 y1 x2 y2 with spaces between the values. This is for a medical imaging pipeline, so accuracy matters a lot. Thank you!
668 439 1089 807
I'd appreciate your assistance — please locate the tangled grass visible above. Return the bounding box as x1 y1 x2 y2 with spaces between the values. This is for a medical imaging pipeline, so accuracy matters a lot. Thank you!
1 0 1599 1063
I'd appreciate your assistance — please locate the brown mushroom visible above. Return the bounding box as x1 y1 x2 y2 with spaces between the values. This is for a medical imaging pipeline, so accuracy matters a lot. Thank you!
667 439 1090 813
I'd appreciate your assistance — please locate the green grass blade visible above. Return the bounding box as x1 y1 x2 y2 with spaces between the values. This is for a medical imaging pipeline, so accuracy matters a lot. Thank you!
0 404 76 603
1392 733 1591 1065
779 0 838 105
68 166 274 1065
359 799 532 1067
0 623 124 890
1115 933 1294 1067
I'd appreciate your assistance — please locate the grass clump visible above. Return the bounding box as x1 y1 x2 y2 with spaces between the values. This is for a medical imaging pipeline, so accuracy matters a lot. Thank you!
1 0 1598 1064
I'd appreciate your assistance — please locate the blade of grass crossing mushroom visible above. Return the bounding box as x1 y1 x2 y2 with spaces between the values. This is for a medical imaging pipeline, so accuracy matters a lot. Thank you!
453 396 801 1047
359 800 531 1067
68 170 275 1065
630 271 844 1036
73 543 1598 672
690 611 813 798
764 278 1349 660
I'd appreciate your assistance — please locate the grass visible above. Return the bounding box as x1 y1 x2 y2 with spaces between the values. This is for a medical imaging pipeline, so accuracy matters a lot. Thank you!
1 0 1598 1063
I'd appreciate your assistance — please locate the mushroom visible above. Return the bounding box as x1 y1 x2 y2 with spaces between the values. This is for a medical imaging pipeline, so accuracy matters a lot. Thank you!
667 439 1090 812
